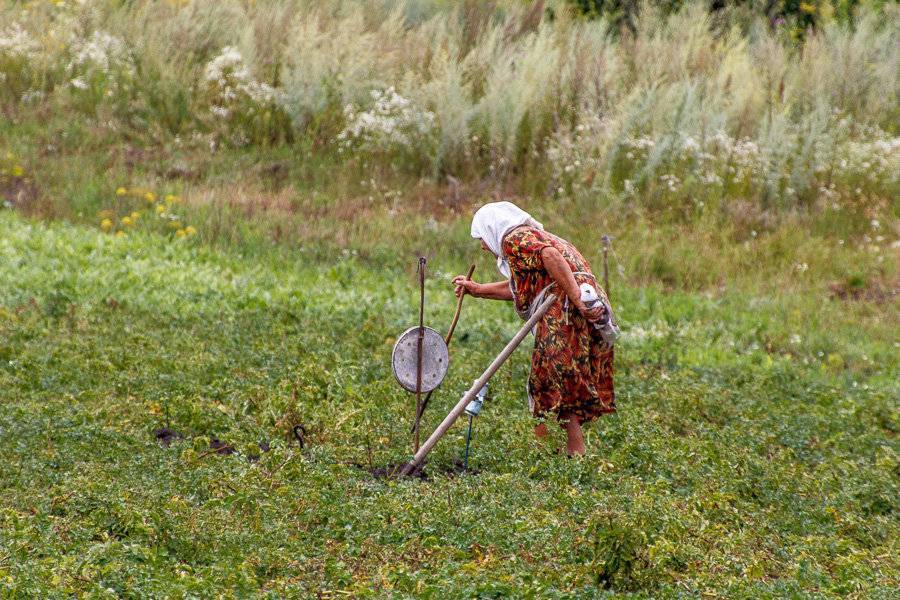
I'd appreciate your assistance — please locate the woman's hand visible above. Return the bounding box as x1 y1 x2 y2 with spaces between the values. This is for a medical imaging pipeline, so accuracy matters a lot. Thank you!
575 300 606 323
455 278 513 301
453 275 480 298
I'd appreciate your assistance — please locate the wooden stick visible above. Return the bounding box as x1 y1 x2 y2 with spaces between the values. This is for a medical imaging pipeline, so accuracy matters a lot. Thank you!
445 263 476 345
409 264 476 433
601 235 610 298
400 293 556 476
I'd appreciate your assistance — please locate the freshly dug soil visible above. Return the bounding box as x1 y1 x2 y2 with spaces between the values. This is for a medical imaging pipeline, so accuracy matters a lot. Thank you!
209 438 235 455
153 427 183 447
358 459 479 481
247 441 271 463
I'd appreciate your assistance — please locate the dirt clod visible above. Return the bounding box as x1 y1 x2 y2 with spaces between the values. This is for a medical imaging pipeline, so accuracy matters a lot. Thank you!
828 278 897 304
358 459 479 481
247 441 271 463
357 462 427 480
209 438 235 455
153 427 183 447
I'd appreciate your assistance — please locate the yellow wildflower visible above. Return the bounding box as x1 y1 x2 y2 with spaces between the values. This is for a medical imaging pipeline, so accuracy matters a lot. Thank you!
800 2 816 13
130 211 141 220
175 229 186 238
184 225 197 236
155 204 166 215
116 187 127 196
115 230 126 238
12 165 24 177
144 192 156 203
100 218 113 232
121 216 133 227
165 194 181 205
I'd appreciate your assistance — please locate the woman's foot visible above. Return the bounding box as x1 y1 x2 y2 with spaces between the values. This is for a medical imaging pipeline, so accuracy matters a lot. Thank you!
564 415 585 456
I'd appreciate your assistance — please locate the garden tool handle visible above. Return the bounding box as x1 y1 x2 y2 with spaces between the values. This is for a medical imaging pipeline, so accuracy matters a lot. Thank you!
402 293 556 476
445 263 476 345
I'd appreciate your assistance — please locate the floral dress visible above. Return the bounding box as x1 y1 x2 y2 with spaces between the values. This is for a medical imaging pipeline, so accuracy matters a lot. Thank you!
502 227 616 423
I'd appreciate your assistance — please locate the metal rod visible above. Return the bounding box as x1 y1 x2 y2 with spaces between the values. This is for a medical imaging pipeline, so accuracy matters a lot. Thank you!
413 257 426 452
463 414 474 470
410 263 476 433
601 235 611 298
400 293 556 476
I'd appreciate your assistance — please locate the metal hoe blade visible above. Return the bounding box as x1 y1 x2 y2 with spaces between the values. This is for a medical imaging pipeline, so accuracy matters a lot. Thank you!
391 326 449 393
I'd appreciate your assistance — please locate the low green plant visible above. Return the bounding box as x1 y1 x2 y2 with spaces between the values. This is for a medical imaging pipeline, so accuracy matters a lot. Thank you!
0 211 896 596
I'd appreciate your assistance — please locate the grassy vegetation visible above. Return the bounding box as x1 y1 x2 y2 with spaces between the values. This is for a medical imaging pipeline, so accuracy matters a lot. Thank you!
1 0 898 596
0 209 897 596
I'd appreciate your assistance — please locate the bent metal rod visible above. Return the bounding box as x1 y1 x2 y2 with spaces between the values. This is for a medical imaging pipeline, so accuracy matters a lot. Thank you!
400 293 556 476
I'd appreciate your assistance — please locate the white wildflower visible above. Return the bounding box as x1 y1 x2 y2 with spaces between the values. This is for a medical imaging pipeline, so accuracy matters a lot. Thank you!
210 105 230 119
659 174 680 192
68 31 130 75
0 23 40 58
203 47 248 84
682 136 700 153
20 90 44 103
339 87 434 149
628 136 656 150
202 46 279 123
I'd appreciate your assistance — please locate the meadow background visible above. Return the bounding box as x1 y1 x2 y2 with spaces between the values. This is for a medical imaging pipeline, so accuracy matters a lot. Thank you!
1 0 897 596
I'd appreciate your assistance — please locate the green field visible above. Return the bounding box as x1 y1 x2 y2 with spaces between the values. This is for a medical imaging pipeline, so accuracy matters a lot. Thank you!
2 0 898 597
1 210 896 596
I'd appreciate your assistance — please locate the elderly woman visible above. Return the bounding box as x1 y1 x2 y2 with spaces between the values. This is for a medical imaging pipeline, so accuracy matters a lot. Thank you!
452 201 615 456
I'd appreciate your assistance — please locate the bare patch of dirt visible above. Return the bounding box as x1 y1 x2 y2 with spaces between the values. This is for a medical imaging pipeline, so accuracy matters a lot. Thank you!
358 458 479 481
364 462 428 480
187 184 297 217
253 160 292 186
725 199 778 240
153 427 183 447
162 162 201 181
0 175 40 213
401 176 521 218
209 438 235 455
247 441 271 463
185 175 519 222
828 277 898 304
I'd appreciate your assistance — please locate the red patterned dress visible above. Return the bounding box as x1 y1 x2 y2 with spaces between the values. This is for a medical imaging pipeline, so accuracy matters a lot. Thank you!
501 227 616 423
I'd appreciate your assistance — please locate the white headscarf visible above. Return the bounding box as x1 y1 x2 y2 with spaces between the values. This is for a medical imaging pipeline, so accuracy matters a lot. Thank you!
470 201 543 277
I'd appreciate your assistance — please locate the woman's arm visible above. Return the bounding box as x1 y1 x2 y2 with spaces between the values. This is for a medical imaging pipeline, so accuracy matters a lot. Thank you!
452 277 513 301
540 247 605 321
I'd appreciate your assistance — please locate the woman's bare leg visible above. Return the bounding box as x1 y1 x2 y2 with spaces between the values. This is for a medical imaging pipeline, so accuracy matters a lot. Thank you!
563 413 585 456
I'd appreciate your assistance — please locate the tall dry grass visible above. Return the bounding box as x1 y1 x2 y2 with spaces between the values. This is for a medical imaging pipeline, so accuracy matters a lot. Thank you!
1 0 897 209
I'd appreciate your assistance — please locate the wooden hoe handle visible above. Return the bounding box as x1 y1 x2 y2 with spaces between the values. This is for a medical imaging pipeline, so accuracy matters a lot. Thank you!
445 264 476 345
401 293 556 476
